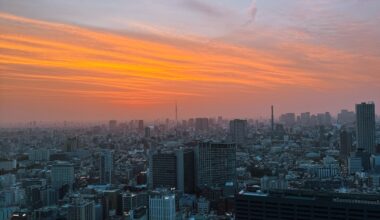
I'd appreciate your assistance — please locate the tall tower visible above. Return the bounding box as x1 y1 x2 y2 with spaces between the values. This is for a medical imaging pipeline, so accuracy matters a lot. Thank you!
175 102 178 125
100 150 113 184
175 101 178 136
356 102 376 154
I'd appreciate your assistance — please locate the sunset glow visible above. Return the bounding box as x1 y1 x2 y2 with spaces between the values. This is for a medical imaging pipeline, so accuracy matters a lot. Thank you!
1 0 380 122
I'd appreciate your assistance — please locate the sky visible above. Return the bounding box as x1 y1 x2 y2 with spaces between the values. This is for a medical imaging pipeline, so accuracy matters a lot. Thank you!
0 0 380 123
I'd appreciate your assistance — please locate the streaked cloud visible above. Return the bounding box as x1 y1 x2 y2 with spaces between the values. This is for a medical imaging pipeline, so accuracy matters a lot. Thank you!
1 0 380 122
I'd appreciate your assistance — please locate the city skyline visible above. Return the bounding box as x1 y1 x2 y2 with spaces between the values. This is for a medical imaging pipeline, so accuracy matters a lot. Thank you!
0 103 379 126
1 0 380 122
1 2 380 220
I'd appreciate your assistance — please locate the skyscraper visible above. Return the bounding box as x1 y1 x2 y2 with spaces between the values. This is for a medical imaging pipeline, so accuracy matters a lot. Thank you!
229 119 247 144
356 102 376 154
145 126 152 138
100 150 113 184
279 113 296 127
300 112 311 126
195 142 236 188
150 149 195 193
138 120 144 133
149 190 176 220
337 109 356 125
271 105 274 133
151 151 177 189
195 118 209 132
176 148 195 193
51 162 74 191
340 129 353 159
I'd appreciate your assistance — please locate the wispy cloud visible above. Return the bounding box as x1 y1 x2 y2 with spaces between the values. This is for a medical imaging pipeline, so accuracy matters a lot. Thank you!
244 0 258 26
181 0 227 17
1 11 379 121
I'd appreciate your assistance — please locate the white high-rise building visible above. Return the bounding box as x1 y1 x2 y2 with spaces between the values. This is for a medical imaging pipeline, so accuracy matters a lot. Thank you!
51 162 74 190
149 191 175 220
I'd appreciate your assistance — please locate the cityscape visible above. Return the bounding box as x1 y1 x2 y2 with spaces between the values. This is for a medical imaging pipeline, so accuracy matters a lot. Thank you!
1 1 380 220
0 104 379 219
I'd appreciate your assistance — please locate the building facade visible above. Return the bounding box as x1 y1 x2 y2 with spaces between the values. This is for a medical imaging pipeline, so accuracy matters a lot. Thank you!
51 162 74 190
236 190 380 220
100 150 113 184
149 191 175 220
195 142 236 188
356 102 376 154
229 119 247 144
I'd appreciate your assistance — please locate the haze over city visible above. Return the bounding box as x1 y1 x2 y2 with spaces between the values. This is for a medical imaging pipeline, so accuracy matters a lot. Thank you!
2 1 380 220
1 0 380 123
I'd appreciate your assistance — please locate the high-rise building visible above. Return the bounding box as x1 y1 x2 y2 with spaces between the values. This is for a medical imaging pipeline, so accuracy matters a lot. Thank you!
229 119 247 144
138 120 144 133
317 112 332 126
176 148 195 194
279 113 296 127
271 105 274 133
300 112 311 126
144 126 151 138
100 150 113 184
356 102 376 154
236 190 380 220
151 151 177 189
340 129 353 159
150 149 195 193
51 162 74 190
195 118 209 132
195 142 236 188
337 109 356 124
149 190 176 220
67 199 95 220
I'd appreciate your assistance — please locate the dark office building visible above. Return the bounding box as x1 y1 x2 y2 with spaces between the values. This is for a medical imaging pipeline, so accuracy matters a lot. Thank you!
138 120 144 133
356 102 376 154
150 149 195 193
340 129 353 159
229 119 248 144
236 190 380 220
151 152 177 189
177 148 195 193
195 142 236 188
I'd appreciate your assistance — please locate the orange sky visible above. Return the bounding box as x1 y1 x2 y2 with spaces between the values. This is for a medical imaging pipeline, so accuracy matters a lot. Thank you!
0 9 379 122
